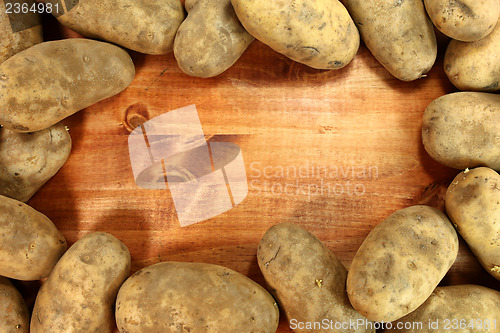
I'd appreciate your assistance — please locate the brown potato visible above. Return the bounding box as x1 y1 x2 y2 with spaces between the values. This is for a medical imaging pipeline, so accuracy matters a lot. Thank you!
388 285 500 332
0 39 135 132
44 0 185 55
341 0 437 81
0 123 71 202
424 0 500 42
231 0 360 70
0 276 29 333
422 92 500 170
446 167 500 281
31 232 131 333
0 195 66 280
174 0 254 77
116 261 279 333
0 0 43 64
444 21 500 92
257 223 374 333
347 205 458 322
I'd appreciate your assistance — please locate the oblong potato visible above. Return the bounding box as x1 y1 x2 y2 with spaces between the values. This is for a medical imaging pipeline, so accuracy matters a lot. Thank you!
174 0 254 77
422 92 500 170
387 285 500 333
44 0 185 55
0 0 43 64
0 123 71 202
116 262 279 333
446 167 500 281
231 0 360 70
0 195 66 280
0 276 29 333
257 223 374 333
341 0 437 81
0 39 135 132
346 205 458 322
444 21 500 92
424 0 500 42
31 232 131 333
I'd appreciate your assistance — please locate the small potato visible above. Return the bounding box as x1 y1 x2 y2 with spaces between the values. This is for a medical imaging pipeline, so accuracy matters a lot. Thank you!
0 0 43 64
231 0 360 70
0 195 66 280
387 285 500 333
444 21 500 92
446 167 500 281
31 232 131 333
422 92 500 170
0 276 29 333
0 123 71 202
424 0 500 42
174 0 254 77
116 262 279 333
0 39 135 132
45 0 185 55
257 223 374 333
341 0 437 81
347 205 458 322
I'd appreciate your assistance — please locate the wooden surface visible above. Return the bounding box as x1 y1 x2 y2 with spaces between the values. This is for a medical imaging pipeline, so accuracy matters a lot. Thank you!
14 13 499 333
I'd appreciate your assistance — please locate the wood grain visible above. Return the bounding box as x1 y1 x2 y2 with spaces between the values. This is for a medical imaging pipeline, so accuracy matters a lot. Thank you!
14 13 499 333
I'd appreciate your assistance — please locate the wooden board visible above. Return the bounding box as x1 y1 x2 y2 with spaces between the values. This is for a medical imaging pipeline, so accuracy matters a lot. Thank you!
13 13 499 333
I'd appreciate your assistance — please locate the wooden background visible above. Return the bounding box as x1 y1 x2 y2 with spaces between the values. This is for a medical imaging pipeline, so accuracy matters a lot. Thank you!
13 10 499 333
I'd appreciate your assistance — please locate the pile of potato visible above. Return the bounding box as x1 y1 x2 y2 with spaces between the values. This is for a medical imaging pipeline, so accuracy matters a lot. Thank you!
0 0 499 332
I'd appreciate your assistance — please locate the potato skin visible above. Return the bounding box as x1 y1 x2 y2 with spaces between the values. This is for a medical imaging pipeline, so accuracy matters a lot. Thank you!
0 0 43 64
341 0 437 81
0 123 71 202
174 0 254 77
231 0 360 70
444 22 500 92
387 285 500 333
31 232 131 333
0 276 29 333
422 92 500 170
446 168 500 281
116 261 279 333
424 0 499 42
257 223 374 333
0 195 66 280
346 205 458 322
0 39 135 132
44 0 185 55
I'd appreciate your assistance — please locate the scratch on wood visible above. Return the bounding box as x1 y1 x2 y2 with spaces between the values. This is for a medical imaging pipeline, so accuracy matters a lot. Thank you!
145 68 168 91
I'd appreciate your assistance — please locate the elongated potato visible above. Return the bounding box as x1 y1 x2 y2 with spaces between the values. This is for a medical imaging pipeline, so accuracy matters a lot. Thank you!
0 123 71 202
0 0 43 64
174 0 254 77
424 0 500 42
341 0 437 81
116 262 279 333
422 92 500 170
44 0 184 55
444 21 500 91
257 223 374 333
446 168 500 281
231 0 360 70
347 205 458 322
0 276 29 333
31 232 131 333
0 195 66 280
0 39 135 132
388 285 500 333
